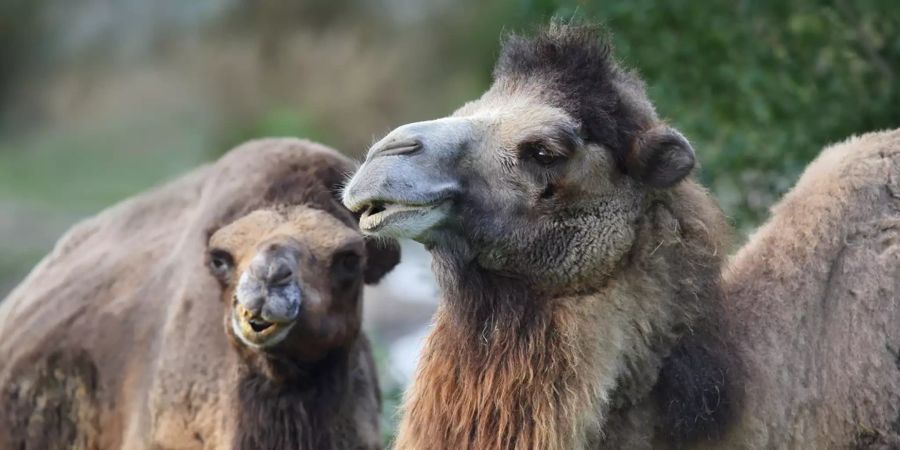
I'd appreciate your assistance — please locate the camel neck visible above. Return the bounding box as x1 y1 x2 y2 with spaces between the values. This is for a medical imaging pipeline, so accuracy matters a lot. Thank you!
397 186 733 448
231 348 352 450
396 268 619 450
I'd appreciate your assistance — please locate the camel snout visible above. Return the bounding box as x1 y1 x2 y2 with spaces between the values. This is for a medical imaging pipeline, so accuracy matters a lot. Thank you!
342 119 472 243
236 245 303 324
255 254 295 287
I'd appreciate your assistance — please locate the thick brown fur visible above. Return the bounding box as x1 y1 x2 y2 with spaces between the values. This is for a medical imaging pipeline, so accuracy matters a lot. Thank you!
0 139 397 449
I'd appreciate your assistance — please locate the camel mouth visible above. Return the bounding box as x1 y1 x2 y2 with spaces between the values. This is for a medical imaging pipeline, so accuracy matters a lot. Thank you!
248 317 273 333
231 302 295 349
358 199 451 237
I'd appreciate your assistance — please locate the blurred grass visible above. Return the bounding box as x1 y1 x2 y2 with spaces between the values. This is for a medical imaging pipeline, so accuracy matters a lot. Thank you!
0 111 212 211
217 107 334 158
0 106 216 293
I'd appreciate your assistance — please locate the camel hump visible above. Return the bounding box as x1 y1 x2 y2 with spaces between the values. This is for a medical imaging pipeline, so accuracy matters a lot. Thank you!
774 128 900 224
724 128 900 448
727 127 900 314
729 128 900 281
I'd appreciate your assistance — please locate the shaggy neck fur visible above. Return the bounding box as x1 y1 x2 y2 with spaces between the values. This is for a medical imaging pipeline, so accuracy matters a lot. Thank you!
396 184 733 449
396 264 606 450
232 344 353 450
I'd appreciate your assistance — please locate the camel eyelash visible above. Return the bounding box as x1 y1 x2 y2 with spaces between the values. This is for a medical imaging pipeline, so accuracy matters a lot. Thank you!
522 138 571 155
518 126 581 160
517 140 550 157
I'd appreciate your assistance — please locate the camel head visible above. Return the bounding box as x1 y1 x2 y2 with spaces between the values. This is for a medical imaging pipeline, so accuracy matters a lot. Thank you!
207 205 398 363
343 23 695 291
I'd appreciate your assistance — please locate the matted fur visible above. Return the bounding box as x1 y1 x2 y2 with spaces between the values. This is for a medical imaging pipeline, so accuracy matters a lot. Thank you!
0 139 394 449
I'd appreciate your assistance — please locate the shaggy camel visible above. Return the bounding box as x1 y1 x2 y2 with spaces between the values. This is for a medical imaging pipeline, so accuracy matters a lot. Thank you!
0 139 400 449
343 23 900 449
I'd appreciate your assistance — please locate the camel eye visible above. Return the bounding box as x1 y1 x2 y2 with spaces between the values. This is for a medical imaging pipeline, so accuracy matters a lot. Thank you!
332 250 362 280
521 141 562 166
208 249 234 280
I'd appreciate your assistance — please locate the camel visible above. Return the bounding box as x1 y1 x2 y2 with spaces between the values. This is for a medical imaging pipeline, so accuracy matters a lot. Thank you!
0 138 401 449
342 22 900 449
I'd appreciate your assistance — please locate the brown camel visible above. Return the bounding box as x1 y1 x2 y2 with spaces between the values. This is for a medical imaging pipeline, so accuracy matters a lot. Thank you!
0 139 400 449
343 23 900 449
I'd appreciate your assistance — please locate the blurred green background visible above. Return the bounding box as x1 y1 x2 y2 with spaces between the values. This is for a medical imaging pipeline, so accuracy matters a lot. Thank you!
1 0 898 443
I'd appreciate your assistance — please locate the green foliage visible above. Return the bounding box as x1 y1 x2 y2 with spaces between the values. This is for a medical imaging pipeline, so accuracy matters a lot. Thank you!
0 112 211 211
590 0 899 227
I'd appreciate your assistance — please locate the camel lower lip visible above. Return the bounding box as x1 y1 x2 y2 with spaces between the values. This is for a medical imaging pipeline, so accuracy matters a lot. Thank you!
232 304 294 348
358 200 448 233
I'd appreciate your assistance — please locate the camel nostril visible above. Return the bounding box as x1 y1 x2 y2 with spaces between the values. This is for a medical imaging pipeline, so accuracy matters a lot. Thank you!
376 138 423 157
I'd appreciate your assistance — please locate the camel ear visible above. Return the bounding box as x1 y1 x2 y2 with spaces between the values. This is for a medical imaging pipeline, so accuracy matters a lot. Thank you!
626 126 695 188
363 237 401 284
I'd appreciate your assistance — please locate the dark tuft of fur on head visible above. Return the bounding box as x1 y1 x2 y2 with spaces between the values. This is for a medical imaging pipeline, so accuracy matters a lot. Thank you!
495 22 614 85
494 21 658 169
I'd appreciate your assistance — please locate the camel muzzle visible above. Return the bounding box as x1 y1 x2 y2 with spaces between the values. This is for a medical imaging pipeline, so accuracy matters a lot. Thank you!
343 118 471 240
